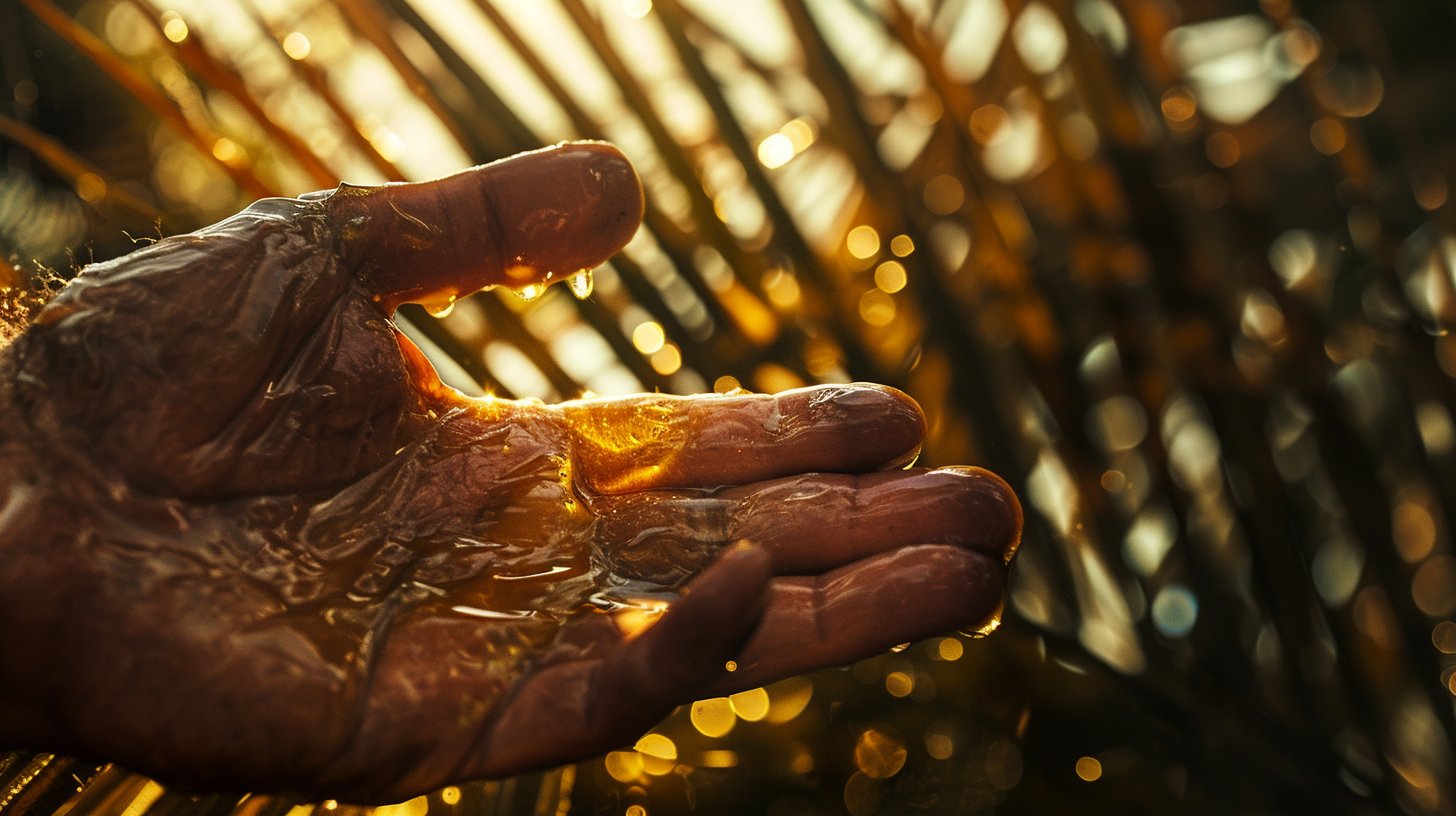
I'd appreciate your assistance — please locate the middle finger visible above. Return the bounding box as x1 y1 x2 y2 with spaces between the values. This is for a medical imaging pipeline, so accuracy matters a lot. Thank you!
592 466 1021 583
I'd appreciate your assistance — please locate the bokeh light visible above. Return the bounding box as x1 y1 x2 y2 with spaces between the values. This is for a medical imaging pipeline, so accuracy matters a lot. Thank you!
1151 585 1198 638
853 729 907 780
690 698 735 738
846 225 880 259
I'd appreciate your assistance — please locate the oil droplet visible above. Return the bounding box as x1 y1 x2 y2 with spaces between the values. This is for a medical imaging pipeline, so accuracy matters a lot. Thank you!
961 603 1004 638
569 268 594 299
423 293 457 318
515 284 543 302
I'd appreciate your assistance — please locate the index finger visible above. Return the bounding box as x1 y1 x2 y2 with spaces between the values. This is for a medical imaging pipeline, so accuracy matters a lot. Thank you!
560 383 927 493
326 142 644 309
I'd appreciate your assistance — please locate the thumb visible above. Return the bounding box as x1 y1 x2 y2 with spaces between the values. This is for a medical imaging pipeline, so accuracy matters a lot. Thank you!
326 142 644 309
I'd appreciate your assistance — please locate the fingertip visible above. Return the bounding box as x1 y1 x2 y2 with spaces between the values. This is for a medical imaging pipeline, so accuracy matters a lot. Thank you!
853 384 929 469
709 546 1007 692
558 141 645 257
936 547 1009 631
851 545 1007 637
779 383 928 471
938 466 1023 564
881 400 926 470
491 141 644 291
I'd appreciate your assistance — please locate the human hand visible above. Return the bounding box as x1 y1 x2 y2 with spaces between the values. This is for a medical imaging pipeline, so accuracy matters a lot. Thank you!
0 143 1021 802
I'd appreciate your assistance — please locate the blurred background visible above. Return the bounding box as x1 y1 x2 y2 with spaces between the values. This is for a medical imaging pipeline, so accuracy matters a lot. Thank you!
3 0 1456 813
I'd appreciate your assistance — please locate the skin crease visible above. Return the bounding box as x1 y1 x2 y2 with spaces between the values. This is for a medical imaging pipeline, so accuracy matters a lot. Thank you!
0 142 1022 802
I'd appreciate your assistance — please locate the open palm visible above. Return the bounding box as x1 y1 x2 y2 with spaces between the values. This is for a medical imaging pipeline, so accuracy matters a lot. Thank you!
0 143 1020 802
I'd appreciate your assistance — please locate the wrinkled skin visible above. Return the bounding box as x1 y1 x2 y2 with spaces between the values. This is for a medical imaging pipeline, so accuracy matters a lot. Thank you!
0 143 1021 802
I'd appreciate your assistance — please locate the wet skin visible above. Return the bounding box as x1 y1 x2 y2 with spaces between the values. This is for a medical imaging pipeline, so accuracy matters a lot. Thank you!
0 143 1021 802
